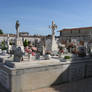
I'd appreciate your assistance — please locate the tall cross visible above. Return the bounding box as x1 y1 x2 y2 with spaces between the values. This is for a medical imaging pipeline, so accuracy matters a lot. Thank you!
49 21 57 35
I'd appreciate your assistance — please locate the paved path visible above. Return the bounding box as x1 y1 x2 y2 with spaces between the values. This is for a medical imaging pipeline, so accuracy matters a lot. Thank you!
0 78 92 92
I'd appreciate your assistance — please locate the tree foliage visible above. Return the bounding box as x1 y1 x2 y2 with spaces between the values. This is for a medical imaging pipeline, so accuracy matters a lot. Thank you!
1 40 7 50
0 29 3 34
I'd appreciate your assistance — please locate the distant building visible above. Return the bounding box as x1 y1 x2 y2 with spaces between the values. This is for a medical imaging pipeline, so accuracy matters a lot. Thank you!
59 27 92 42
0 34 41 45
19 32 29 36
46 34 59 41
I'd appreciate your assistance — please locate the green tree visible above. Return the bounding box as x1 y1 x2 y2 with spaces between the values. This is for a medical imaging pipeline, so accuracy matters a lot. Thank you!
23 39 28 47
0 29 3 34
1 40 7 50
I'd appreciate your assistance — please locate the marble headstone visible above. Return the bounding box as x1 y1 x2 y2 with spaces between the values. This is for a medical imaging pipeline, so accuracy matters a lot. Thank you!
13 47 24 62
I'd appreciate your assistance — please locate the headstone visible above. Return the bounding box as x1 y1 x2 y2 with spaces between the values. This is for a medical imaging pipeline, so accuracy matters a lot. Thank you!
35 52 40 60
44 54 51 60
2 50 7 55
13 47 24 62
45 39 52 51
36 41 43 55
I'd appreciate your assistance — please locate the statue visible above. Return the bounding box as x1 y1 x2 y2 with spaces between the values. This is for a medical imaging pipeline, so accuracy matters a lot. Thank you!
15 20 24 53
15 20 20 38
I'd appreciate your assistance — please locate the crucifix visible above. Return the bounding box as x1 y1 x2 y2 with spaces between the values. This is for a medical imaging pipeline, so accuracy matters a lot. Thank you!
49 21 58 52
49 21 57 36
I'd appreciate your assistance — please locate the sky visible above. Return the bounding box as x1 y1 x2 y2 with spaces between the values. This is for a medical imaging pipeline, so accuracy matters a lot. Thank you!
0 0 92 36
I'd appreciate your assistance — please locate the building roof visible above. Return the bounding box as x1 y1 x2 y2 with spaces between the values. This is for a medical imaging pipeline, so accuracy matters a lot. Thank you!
59 27 92 32
19 32 29 34
0 34 16 37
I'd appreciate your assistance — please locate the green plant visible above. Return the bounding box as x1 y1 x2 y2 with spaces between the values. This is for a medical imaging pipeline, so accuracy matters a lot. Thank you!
9 41 13 45
23 39 28 47
2 46 8 50
64 56 71 59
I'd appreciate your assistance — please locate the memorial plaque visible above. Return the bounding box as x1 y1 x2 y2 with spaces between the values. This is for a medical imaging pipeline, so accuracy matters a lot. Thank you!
69 64 85 81
0 70 9 89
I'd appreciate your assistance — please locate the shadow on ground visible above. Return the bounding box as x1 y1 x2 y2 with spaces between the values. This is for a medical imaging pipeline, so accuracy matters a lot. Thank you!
49 57 92 92
0 83 9 92
32 78 92 92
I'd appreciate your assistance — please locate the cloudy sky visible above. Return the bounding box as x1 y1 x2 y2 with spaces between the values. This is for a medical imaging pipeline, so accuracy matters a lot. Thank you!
0 0 92 35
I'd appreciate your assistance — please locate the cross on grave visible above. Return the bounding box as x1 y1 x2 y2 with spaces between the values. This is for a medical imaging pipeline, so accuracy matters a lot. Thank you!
49 21 58 53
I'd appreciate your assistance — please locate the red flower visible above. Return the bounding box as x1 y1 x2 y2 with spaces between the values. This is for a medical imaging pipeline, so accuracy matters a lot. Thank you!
60 50 64 53
25 48 32 54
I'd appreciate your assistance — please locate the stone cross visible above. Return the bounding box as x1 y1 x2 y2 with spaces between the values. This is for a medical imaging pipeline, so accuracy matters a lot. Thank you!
49 21 58 52
49 21 57 36
15 20 20 38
